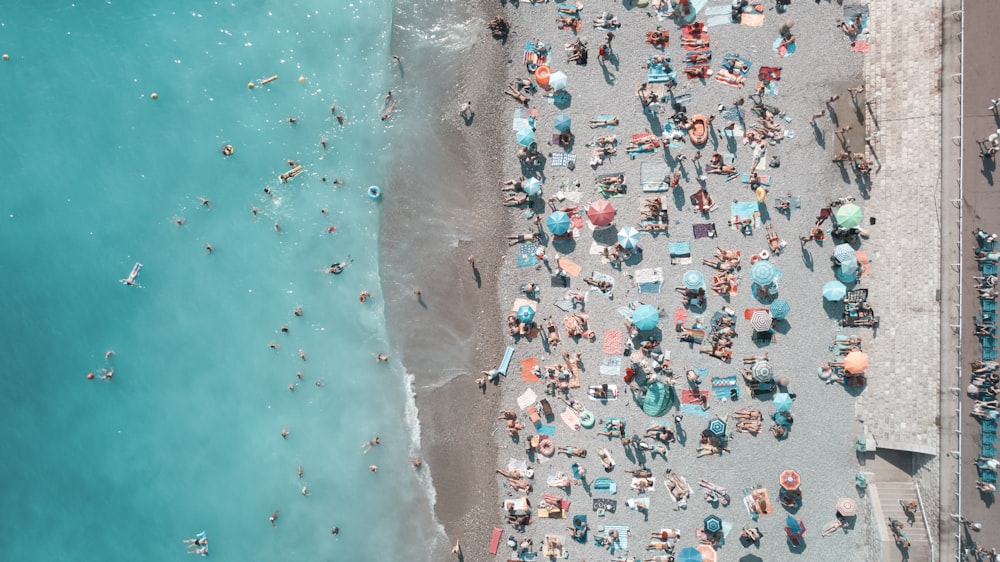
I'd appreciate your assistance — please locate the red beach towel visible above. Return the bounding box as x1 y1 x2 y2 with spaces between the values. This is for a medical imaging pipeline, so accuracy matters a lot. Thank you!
603 330 623 355
681 389 709 405
489 526 503 555
522 357 541 382
850 41 870 53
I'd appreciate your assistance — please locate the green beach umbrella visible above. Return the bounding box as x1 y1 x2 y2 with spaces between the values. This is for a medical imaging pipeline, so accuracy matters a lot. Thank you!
547 211 571 235
631 304 660 331
517 304 535 323
835 203 863 229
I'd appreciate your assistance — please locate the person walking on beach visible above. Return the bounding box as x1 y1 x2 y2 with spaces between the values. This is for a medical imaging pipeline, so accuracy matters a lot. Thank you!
459 101 473 121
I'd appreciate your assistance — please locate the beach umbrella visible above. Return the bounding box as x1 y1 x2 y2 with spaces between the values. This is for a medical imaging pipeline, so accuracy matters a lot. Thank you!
587 200 616 227
517 304 535 323
752 360 773 382
549 70 568 91
547 211 571 235
683 270 705 290
835 203 863 229
523 177 542 196
749 310 773 332
836 260 858 283
836 497 858 517
844 350 869 374
769 299 791 319
773 392 793 412
631 304 660 331
677 547 703 562
785 515 806 537
516 127 535 147
833 243 857 265
707 418 727 438
779 469 801 491
823 280 847 301
554 113 572 132
703 514 723 534
750 260 777 286
617 226 641 249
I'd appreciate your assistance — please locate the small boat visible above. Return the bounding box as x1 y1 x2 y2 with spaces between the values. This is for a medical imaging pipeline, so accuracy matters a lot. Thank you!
689 114 709 146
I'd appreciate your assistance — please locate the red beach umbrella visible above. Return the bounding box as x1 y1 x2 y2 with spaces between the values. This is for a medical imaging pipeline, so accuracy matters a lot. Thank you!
779 469 801 491
836 497 858 517
587 200 616 227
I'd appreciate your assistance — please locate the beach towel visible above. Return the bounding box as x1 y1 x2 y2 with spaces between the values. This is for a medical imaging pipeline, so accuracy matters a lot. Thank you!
634 267 663 293
592 477 618 494
558 257 582 277
593 115 617 130
550 152 578 167
715 386 739 400
537 424 556 436
712 375 737 389
693 223 717 239
740 13 764 27
522 357 541 382
600 355 622 376
723 53 753 75
681 389 709 405
517 389 537 412
517 242 539 267
642 181 669 193
670 242 692 265
740 173 771 185
626 497 651 511
589 384 619 400
773 36 796 58
681 403 711 418
721 106 744 122
630 477 655 492
758 66 782 82
856 250 872 275
590 271 615 296
592 498 617 513
489 527 503 555
604 525 630 550
603 330 623 354
850 40 870 53
561 408 582 431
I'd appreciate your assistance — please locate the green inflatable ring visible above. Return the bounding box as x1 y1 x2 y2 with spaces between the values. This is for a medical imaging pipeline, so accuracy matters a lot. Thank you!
579 410 596 428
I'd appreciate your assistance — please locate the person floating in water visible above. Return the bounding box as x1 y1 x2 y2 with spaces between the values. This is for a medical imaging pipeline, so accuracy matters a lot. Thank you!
184 532 208 556
120 262 143 287
326 256 352 275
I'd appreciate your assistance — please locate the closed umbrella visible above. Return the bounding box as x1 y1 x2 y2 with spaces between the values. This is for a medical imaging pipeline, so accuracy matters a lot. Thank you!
769 299 791 319
516 127 535 147
631 304 660 331
751 360 773 382
779 469 801 490
617 226 641 249
835 203 863 229
523 177 542 196
836 497 858 517
785 515 806 537
704 514 723 534
823 280 847 301
750 310 773 332
517 304 535 323
750 260 777 286
587 200 616 227
554 113 572 132
546 211 571 235
844 350 869 374
549 70 568 91
707 418 727 438
773 392 793 412
683 270 705 290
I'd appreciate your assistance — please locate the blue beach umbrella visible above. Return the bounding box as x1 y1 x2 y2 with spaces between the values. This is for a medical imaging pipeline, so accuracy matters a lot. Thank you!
516 127 535 147
617 226 641 249
683 270 705 290
677 547 702 562
631 304 660 331
547 211 571 235
704 514 723 534
773 392 793 412
707 418 727 438
549 70 568 91
769 299 791 319
833 243 857 266
523 177 542 196
823 280 848 301
750 260 777 286
554 113 572 132
517 305 535 324
836 261 858 283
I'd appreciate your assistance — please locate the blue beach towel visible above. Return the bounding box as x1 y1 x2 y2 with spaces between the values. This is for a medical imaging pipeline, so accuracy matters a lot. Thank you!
680 403 710 418
517 242 539 267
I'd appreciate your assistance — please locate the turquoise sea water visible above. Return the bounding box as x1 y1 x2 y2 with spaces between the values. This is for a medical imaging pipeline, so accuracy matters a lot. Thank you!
0 1 456 559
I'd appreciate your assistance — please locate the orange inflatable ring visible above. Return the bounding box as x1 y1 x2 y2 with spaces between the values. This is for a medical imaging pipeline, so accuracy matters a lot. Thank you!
750 254 760 264
539 437 555 456
534 65 551 89
650 31 661 42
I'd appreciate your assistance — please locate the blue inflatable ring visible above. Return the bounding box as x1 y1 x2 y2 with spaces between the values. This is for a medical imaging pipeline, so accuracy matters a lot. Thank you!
579 410 596 429
367 185 382 200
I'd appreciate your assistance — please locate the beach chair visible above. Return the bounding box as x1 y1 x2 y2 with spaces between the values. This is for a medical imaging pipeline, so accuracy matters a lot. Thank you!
985 299 999 312
985 262 999 276
983 443 999 458
984 419 998 432
984 348 998 361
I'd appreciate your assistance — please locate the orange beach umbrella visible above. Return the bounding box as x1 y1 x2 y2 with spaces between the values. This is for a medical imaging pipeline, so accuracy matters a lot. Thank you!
843 351 869 375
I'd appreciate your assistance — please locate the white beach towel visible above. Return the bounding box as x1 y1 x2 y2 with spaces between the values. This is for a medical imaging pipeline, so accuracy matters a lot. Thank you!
600 355 622 376
634 267 663 286
517 388 538 410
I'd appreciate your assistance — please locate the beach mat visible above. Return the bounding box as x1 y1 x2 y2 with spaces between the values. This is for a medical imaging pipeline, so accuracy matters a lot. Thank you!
681 389 709 404
517 388 538 410
550 152 578 168
558 257 582 277
681 403 711 418
592 498 617 513
740 13 764 27
603 330 623 354
561 408 581 431
850 41 870 53
522 357 541 382
489 527 503 555
693 223 717 239
600 355 622 376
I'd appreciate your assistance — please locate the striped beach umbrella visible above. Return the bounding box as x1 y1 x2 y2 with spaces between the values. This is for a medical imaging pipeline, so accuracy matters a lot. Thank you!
752 360 774 382
769 299 791 319
836 497 858 517
835 203 863 229
547 211 571 235
707 418 727 438
833 243 856 265
617 226 641 249
750 310 773 332
779 469 801 490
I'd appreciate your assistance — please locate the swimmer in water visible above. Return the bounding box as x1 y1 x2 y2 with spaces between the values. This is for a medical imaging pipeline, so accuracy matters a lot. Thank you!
374 354 389 362
326 256 352 275
281 427 289 439
359 291 370 302
269 510 280 527
293 306 304 317
362 436 381 453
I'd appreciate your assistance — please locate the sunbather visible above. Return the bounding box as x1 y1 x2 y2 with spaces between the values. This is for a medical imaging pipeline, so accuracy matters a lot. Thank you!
557 16 583 33
500 177 524 191
507 232 539 246
597 447 615 471
715 67 745 86
584 276 613 292
558 2 582 15
503 86 530 106
976 480 997 493
503 192 529 207
593 12 621 29
590 117 619 128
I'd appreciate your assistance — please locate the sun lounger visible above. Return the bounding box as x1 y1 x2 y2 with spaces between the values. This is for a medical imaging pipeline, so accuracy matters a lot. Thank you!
496 346 515 378
985 262 999 276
